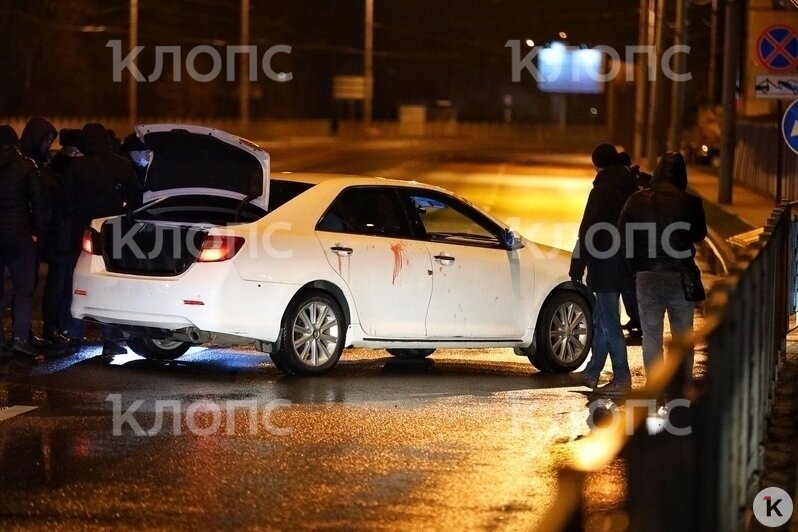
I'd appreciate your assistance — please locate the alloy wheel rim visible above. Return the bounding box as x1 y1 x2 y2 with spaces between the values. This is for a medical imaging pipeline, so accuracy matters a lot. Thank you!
292 301 339 367
549 302 589 363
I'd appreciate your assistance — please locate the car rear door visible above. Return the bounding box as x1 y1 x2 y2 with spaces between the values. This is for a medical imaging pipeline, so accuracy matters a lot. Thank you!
315 186 433 339
402 189 533 339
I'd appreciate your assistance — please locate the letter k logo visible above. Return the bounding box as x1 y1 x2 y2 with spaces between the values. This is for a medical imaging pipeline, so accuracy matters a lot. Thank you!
765 496 783 517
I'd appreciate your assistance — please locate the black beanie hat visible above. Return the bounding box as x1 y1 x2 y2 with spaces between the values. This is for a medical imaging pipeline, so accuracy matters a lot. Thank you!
59 128 82 148
591 142 618 168
0 125 19 146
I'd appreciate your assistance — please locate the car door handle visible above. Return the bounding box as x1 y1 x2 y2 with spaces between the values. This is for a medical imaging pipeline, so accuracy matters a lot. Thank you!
330 245 353 256
434 254 456 265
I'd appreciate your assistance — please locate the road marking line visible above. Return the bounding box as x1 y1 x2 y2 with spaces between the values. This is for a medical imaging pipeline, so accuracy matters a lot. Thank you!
0 405 38 422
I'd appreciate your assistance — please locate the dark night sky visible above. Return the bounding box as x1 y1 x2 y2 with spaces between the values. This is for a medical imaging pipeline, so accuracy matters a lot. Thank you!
0 0 712 121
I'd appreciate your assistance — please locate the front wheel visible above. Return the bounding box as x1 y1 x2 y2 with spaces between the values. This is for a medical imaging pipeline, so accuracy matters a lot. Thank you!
127 336 191 360
271 291 346 376
528 291 593 373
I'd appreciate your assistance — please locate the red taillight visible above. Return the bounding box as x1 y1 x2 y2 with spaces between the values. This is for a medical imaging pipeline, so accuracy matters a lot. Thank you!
198 236 245 263
82 229 100 255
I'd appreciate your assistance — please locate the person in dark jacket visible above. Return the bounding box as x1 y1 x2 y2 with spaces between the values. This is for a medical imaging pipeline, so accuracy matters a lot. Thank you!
569 143 636 395
617 152 707 382
0 125 45 358
42 129 85 349
19 117 63 350
121 132 151 190
68 123 140 357
615 151 649 341
618 151 652 191
48 128 82 174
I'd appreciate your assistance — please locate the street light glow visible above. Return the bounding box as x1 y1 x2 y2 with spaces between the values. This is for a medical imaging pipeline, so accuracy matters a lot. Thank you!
558 31 568 39
525 39 535 47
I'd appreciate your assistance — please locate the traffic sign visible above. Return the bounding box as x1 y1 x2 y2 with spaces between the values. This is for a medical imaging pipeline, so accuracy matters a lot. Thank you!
333 76 367 100
781 99 798 154
756 75 798 99
758 25 798 72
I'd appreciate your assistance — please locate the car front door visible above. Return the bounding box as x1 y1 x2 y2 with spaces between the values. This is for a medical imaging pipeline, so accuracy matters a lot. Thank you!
315 186 433 339
403 190 534 339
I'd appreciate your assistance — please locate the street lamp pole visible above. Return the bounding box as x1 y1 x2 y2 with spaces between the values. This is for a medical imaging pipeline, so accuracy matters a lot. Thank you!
129 0 138 126
633 0 650 162
240 0 250 132
667 0 688 152
364 0 374 130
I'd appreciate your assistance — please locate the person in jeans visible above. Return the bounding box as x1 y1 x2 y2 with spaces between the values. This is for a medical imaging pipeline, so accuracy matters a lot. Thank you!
616 151 648 342
569 143 636 395
618 152 707 382
0 125 45 358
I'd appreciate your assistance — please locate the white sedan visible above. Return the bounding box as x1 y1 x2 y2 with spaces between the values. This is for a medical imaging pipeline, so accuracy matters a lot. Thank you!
72 124 594 375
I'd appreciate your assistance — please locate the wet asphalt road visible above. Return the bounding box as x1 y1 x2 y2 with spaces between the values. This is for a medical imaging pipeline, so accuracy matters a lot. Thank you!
0 140 685 530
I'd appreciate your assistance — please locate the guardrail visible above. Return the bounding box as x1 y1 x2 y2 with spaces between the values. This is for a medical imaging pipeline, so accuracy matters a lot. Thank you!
537 201 798 531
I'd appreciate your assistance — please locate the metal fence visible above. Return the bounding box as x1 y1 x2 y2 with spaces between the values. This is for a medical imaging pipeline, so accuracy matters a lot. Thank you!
537 201 798 531
733 120 798 200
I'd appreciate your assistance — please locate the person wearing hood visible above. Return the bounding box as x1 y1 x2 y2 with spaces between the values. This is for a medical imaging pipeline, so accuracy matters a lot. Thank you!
19 117 57 168
41 128 85 350
0 125 45 358
617 152 707 383
19 117 66 351
48 128 83 174
569 143 636 396
67 123 140 357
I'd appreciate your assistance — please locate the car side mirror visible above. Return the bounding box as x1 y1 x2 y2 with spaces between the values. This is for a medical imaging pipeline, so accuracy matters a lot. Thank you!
502 228 524 251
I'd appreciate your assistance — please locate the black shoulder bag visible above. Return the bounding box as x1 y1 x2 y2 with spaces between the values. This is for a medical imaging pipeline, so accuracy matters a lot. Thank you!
651 195 706 302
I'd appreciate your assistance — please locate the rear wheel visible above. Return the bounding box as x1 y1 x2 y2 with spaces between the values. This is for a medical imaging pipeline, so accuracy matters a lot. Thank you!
386 349 435 359
127 336 191 360
528 291 592 373
271 291 346 376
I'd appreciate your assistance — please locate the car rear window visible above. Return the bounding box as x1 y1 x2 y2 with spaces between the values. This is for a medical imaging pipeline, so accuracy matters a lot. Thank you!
268 179 314 211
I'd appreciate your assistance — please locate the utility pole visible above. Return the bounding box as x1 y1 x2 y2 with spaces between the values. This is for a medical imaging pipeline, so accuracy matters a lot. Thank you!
646 0 666 169
364 0 374 130
129 0 138 127
707 0 719 103
633 0 650 162
718 0 743 205
240 0 250 132
668 0 687 152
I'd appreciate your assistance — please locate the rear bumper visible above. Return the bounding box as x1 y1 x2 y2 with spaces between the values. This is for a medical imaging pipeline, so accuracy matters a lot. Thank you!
71 253 299 342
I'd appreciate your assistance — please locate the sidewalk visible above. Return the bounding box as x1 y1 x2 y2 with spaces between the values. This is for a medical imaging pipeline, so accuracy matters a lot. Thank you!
688 165 778 235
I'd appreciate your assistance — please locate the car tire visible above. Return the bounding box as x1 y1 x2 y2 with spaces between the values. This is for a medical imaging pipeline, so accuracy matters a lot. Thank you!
127 335 191 360
528 291 593 373
271 290 346 376
386 349 435 359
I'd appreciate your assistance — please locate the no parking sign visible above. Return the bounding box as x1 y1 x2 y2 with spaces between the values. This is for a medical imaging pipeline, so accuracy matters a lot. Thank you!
759 25 798 72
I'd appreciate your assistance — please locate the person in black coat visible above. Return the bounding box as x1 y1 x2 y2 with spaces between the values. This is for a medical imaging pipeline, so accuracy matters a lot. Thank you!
615 151 651 340
569 143 635 395
41 129 86 349
618 152 707 383
67 123 140 357
0 125 45 358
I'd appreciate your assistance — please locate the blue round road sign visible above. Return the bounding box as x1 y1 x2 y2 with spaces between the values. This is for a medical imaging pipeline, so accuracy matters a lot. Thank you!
759 25 798 72
781 100 798 155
